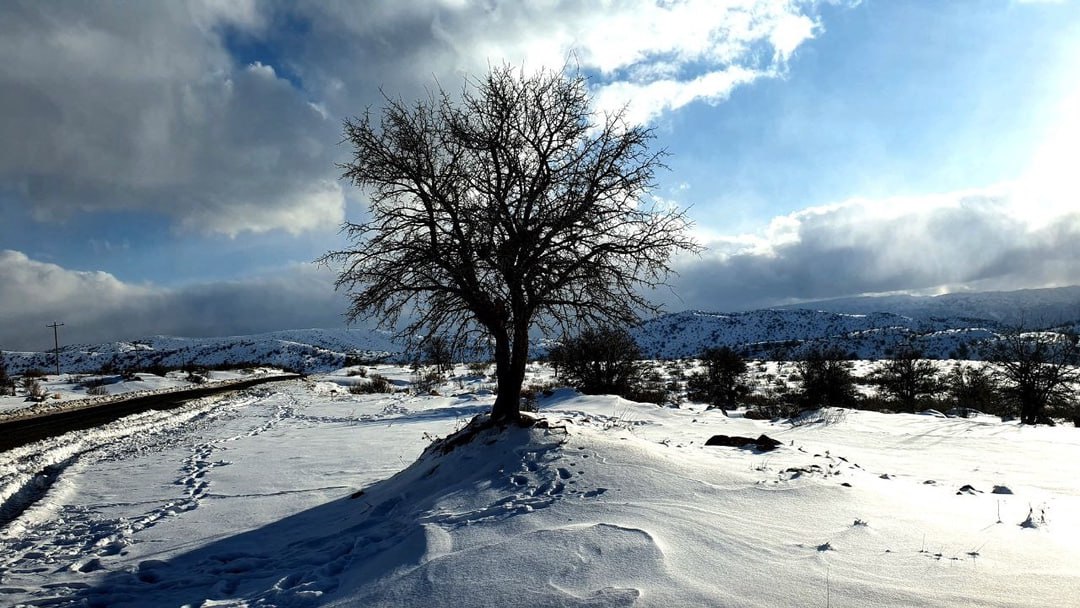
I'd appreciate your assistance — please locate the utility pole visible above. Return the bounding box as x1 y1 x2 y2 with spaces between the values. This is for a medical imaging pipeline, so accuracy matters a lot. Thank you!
47 321 64 376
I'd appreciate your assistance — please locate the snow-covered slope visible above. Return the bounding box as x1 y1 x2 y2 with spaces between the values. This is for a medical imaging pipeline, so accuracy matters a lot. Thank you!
776 285 1080 326
3 285 1077 372
632 309 999 360
2 328 402 375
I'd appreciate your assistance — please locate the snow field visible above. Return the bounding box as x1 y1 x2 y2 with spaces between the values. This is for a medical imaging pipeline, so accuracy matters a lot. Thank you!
0 364 1077 607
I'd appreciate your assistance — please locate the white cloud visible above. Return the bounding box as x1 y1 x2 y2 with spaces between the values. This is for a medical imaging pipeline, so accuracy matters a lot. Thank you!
295 0 825 123
594 66 762 125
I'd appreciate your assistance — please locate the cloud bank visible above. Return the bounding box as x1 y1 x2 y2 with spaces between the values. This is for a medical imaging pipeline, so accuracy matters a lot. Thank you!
0 251 348 351
6 179 1078 351
670 187 1080 311
0 2 343 236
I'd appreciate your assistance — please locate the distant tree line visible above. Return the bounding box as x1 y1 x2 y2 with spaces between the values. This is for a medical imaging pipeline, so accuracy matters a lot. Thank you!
545 325 1079 426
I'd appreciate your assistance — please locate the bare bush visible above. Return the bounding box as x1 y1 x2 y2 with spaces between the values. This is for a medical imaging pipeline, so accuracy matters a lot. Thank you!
350 373 396 394
869 345 941 412
550 327 648 399
984 328 1079 424
21 377 47 401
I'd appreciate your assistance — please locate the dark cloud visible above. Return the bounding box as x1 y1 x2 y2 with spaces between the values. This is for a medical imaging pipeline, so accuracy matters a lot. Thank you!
0 2 343 236
0 250 349 351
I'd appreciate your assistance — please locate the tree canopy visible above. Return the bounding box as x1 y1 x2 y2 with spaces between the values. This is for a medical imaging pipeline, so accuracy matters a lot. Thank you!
321 65 697 422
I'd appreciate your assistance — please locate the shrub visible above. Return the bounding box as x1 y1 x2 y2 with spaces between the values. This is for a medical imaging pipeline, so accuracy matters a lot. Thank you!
78 376 109 389
790 407 848 427
411 366 444 395
795 348 857 409
868 345 940 412
21 377 47 401
0 352 13 396
466 361 492 378
349 373 396 394
141 363 171 377
550 326 644 398
944 364 1003 416
23 368 46 378
346 368 369 377
685 346 748 410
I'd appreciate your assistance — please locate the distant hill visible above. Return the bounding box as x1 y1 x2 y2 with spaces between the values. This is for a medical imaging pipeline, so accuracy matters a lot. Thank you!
632 285 1080 360
631 309 998 360
2 329 401 375
4 286 1078 372
774 286 1080 326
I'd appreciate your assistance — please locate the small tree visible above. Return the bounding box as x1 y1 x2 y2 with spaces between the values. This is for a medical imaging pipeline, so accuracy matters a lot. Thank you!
869 345 940 412
322 65 697 423
552 327 643 397
421 335 455 376
944 363 1000 416
686 346 748 411
796 348 857 409
984 328 1080 424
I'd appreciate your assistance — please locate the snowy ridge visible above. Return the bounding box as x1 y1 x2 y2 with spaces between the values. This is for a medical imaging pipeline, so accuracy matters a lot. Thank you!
2 328 402 375
3 286 1078 373
631 309 1001 360
775 285 1080 326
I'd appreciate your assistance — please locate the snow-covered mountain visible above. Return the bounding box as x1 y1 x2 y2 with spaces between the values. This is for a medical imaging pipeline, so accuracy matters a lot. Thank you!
774 285 1080 326
633 284 1080 359
4 286 1078 372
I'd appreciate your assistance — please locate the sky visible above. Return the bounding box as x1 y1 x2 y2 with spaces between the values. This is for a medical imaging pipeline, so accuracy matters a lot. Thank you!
2 0 1079 351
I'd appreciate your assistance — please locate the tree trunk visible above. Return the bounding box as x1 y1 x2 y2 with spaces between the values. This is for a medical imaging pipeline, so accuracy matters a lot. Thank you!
490 323 530 423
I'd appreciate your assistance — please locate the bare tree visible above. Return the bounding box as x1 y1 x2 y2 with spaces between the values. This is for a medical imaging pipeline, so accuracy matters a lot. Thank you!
796 347 857 409
944 363 1001 416
321 66 697 423
686 346 748 412
869 344 940 412
421 335 455 376
984 327 1080 424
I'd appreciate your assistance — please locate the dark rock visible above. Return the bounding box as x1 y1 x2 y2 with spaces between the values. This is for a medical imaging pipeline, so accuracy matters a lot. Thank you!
705 433 782 452
992 485 1013 495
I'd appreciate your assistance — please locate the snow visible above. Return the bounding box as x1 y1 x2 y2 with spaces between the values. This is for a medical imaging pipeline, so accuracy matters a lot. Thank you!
2 365 1079 607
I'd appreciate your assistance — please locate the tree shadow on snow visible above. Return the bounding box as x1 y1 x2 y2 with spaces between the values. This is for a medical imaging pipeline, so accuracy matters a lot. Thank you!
51 415 644 608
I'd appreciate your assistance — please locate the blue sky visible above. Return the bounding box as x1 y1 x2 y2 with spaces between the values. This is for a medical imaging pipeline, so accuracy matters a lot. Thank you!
2 0 1079 350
